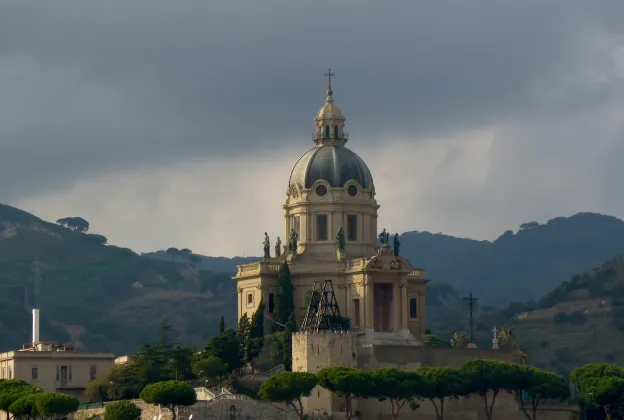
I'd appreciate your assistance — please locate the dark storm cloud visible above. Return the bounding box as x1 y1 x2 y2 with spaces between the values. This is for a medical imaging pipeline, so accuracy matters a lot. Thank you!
1 0 623 201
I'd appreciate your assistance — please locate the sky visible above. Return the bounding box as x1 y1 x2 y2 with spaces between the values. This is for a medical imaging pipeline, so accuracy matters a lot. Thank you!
3 1 624 257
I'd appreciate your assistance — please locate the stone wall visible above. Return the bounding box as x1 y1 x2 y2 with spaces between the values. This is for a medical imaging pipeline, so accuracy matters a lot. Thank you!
73 398 297 420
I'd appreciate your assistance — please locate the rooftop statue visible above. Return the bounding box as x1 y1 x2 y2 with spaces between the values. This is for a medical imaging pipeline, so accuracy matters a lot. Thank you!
393 233 401 256
336 226 345 251
378 228 389 246
263 232 270 259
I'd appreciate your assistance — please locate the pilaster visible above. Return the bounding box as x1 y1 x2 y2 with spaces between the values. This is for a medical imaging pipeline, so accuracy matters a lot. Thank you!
365 281 374 331
393 283 401 332
400 282 408 331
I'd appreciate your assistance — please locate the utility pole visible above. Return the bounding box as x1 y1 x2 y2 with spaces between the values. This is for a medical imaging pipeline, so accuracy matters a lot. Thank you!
463 292 479 345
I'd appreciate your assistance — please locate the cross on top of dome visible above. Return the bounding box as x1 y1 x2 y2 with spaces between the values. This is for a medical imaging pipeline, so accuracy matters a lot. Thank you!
315 68 347 146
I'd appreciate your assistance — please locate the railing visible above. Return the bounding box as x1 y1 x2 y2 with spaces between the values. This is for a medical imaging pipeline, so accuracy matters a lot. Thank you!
203 393 253 408
77 402 104 410
238 262 281 276
408 269 423 278
241 364 285 380
312 132 349 140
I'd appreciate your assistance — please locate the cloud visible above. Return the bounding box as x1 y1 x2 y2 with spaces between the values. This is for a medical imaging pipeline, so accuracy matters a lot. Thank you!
5 1 624 256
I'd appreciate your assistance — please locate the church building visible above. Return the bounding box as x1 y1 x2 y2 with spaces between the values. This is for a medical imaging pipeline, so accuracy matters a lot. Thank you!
233 70 427 345
232 73 575 420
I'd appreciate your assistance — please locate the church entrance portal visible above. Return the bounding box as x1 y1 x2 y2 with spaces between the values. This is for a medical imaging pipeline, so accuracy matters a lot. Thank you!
373 283 393 332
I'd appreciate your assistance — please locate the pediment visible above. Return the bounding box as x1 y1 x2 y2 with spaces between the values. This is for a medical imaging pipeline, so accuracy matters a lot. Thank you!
364 255 414 272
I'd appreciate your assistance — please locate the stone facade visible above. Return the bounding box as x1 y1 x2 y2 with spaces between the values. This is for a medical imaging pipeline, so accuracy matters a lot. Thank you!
291 331 578 420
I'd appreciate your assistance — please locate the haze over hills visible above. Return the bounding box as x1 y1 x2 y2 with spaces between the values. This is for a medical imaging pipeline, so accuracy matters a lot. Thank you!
3 202 624 358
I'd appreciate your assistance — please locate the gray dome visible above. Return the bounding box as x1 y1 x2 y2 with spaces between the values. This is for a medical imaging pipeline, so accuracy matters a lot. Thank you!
289 145 374 189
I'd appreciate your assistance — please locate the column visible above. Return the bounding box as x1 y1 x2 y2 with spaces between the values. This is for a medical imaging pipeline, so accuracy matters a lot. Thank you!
285 213 289 242
400 284 408 330
393 283 401 332
365 281 374 331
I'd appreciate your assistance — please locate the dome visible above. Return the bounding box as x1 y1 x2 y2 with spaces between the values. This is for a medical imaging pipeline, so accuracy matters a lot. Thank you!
289 145 374 189
316 101 344 121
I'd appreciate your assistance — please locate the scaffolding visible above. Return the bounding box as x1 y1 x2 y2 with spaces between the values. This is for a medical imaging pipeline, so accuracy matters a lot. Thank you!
300 280 349 332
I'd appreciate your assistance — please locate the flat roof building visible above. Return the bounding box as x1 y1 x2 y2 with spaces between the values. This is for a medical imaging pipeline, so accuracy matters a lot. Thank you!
0 309 115 401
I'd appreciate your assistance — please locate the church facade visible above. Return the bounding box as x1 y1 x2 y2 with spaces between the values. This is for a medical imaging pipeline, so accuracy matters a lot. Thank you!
233 71 427 344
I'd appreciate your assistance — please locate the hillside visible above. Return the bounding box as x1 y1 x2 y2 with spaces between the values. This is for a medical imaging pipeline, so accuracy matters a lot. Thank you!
401 213 624 304
461 255 624 379
0 204 236 355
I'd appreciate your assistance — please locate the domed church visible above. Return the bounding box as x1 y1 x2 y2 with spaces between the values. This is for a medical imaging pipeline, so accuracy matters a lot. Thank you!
234 71 428 344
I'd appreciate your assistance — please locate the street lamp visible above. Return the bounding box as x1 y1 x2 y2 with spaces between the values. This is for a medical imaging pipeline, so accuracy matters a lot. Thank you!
109 381 116 402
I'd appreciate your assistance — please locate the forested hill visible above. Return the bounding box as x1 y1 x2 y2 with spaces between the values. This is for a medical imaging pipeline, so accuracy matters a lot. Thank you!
0 204 236 355
148 212 624 306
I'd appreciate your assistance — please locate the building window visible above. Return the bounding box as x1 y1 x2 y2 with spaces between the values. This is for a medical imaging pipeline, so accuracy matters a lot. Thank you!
268 293 275 313
347 215 357 241
247 293 253 305
409 297 418 318
352 299 360 328
8 366 11 379
315 185 327 197
334 125 339 138
32 366 38 380
56 365 59 381
293 216 300 235
316 214 328 241
1 367 5 379
325 125 330 139
90 365 97 381
68 365 73 381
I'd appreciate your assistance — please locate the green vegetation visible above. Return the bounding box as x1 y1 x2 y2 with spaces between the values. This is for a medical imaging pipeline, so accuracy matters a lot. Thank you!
0 382 80 420
104 401 141 420
0 204 236 354
139 381 196 420
258 372 317 420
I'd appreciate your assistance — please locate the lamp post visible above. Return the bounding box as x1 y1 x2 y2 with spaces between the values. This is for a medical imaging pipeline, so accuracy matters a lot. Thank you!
109 381 116 402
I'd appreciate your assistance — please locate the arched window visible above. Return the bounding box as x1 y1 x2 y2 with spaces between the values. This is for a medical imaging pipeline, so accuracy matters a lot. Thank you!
334 125 339 138
325 125 330 139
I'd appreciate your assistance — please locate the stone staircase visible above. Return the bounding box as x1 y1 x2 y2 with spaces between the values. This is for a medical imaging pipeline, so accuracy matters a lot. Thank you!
240 364 285 381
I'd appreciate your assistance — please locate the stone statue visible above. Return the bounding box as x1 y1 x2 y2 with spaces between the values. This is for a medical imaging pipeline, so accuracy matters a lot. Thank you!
336 226 345 251
378 228 389 246
393 233 401 256
288 229 299 254
263 232 270 259
275 236 282 257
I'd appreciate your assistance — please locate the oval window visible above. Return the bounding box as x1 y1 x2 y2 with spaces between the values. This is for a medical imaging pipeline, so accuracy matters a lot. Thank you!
347 185 358 197
316 185 328 197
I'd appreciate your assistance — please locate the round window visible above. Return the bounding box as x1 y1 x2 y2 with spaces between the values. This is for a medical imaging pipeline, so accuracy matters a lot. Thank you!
316 185 328 197
347 185 358 197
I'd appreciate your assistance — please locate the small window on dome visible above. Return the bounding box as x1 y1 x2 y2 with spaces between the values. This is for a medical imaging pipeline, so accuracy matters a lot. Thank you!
316 185 327 197
325 125 330 139
334 125 339 138
347 185 358 197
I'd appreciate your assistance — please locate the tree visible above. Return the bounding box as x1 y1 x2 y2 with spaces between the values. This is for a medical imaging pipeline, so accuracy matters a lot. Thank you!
275 263 295 329
247 301 265 362
56 217 89 232
104 400 142 420
282 313 297 370
419 367 469 420
86 234 108 245
461 359 515 420
237 313 251 361
165 248 180 261
572 363 624 420
205 329 243 372
520 369 569 420
368 368 429 420
317 367 373 419
35 393 80 420
219 316 225 334
139 381 197 420
9 393 39 420
259 372 317 420
0 380 40 420
192 357 228 382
